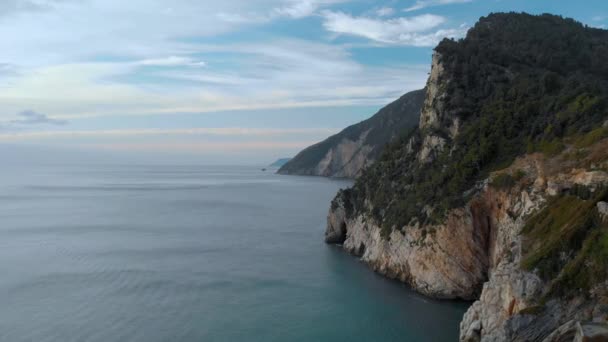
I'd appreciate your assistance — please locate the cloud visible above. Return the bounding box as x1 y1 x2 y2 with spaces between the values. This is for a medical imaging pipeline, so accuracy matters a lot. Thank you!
135 56 206 67
0 1 293 66
0 63 19 77
321 11 465 46
10 110 67 126
0 1 430 127
0 0 68 17
216 0 347 23
273 0 319 18
215 11 270 23
0 39 430 120
404 0 473 12
0 127 337 141
375 7 395 17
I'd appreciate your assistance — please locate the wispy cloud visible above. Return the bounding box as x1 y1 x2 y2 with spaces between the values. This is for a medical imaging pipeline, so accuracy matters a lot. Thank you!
273 0 320 18
404 0 473 12
216 0 347 23
0 127 338 141
10 110 67 126
321 11 466 46
0 40 430 120
375 7 395 17
0 1 431 123
87 141 320 153
135 56 206 67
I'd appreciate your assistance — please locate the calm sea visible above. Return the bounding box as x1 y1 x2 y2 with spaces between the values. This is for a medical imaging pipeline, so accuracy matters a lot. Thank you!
0 163 468 341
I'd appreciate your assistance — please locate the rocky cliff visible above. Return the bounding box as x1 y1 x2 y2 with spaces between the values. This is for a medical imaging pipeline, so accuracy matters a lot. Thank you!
325 13 608 341
277 89 424 178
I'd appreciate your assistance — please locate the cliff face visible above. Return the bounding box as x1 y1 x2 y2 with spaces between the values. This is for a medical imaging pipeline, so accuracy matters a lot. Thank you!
460 143 608 342
325 13 608 341
329 139 608 341
277 89 425 178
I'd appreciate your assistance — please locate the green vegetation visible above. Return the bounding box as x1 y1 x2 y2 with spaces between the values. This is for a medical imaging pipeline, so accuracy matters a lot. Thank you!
338 13 608 233
489 170 526 189
573 127 608 148
521 187 608 299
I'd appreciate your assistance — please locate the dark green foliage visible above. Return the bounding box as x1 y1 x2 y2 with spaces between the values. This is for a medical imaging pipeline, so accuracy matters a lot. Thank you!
489 173 517 189
339 13 608 233
278 89 425 176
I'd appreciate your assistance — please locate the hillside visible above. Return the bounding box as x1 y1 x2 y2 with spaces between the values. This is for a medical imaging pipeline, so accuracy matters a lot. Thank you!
277 89 425 178
325 13 608 341
269 158 291 168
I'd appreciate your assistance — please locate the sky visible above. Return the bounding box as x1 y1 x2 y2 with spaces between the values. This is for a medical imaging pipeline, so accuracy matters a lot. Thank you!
0 0 606 164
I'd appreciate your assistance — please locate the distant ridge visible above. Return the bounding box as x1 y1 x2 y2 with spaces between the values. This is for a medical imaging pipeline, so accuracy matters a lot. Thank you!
269 158 291 168
277 89 425 178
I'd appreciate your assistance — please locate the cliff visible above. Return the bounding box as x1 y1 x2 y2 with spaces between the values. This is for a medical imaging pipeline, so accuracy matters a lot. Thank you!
277 89 424 178
325 13 608 341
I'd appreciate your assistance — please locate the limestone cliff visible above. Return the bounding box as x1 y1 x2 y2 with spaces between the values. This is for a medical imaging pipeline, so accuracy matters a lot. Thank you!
329 139 608 341
277 89 425 178
325 12 608 341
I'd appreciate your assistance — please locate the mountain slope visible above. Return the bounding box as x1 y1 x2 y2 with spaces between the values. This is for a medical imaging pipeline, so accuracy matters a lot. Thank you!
325 13 608 341
277 89 425 178
269 158 291 168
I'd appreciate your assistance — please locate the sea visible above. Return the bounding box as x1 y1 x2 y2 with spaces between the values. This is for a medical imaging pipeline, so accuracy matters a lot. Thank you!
0 163 469 341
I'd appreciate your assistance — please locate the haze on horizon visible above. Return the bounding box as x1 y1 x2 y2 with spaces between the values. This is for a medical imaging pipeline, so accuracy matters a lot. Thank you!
0 0 605 164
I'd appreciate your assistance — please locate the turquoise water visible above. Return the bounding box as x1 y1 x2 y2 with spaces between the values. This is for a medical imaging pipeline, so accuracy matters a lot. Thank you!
0 164 469 341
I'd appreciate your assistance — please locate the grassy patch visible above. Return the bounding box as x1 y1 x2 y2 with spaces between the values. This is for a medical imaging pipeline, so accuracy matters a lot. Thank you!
573 127 608 148
489 170 526 190
537 139 566 157
522 188 608 299
547 227 608 297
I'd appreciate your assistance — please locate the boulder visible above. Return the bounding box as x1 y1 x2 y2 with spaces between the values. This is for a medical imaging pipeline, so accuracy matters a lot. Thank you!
598 202 608 221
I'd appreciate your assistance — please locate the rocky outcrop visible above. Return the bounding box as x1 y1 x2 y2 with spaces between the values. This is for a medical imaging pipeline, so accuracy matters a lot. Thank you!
328 154 544 299
459 152 608 341
328 208 489 299
278 89 425 178
598 201 608 221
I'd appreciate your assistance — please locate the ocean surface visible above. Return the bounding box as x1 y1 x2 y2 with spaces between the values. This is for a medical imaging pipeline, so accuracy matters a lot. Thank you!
0 163 469 341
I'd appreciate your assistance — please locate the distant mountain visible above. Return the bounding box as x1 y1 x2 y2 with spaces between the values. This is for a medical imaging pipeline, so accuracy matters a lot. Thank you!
269 158 291 168
277 89 425 178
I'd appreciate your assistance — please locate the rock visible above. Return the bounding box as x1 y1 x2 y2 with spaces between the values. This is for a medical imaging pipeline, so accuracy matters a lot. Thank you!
339 209 488 299
418 134 446 163
460 263 544 342
603 120 608 128
462 319 482 342
419 52 446 131
572 171 608 188
575 322 608 342
598 202 608 221
541 320 578 342
546 180 563 196
325 200 348 244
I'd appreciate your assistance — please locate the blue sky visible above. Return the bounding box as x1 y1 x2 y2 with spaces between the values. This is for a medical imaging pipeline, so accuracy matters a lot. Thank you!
0 0 606 163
